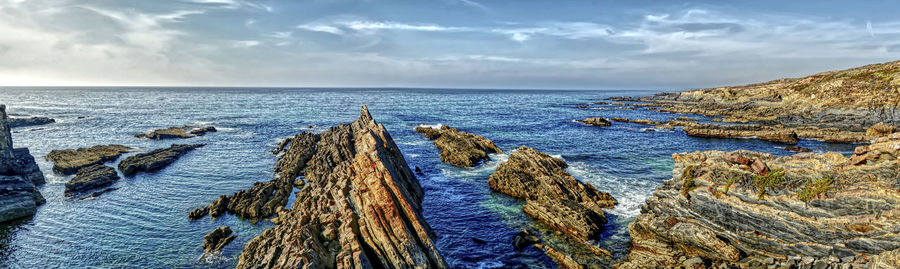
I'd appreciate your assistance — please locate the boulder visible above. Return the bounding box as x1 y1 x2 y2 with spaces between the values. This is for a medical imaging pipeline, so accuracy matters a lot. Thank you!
235 106 448 268
46 145 132 175
135 125 216 139
8 116 55 128
64 164 119 196
617 137 900 268
578 117 611 127
415 125 503 167
118 144 204 176
203 226 237 253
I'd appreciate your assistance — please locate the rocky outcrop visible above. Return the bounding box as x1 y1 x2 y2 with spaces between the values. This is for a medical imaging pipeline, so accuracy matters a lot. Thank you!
609 117 661 125
578 117 611 127
683 123 800 144
785 146 812 152
489 146 617 263
189 133 319 221
118 144 204 176
0 105 45 223
64 164 119 196
617 134 900 268
415 125 502 167
46 145 132 175
8 116 55 128
135 126 216 139
235 106 448 269
203 226 237 253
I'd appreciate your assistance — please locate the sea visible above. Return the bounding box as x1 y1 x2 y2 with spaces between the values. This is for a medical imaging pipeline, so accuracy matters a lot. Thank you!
0 87 859 268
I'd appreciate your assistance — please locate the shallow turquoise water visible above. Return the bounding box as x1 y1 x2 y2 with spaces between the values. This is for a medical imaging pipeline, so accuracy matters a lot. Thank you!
0 88 858 268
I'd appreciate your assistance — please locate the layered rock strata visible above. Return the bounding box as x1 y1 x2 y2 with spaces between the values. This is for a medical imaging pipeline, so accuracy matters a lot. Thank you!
683 123 800 144
136 125 217 139
118 144 204 176
46 145 132 175
617 134 900 268
64 164 120 196
0 105 45 223
415 125 503 167
489 146 617 265
235 106 448 268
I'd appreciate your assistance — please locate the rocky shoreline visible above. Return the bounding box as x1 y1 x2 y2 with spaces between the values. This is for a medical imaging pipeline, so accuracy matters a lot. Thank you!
0 105 46 223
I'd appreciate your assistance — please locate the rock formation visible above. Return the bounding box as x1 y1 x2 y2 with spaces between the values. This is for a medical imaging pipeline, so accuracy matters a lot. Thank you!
784 146 812 152
578 117 611 127
609 117 661 125
135 125 217 139
683 123 800 144
617 134 900 268
8 116 55 128
118 144 204 176
46 145 132 175
0 105 46 223
64 164 120 196
234 106 448 268
489 146 617 265
203 226 237 253
415 125 503 167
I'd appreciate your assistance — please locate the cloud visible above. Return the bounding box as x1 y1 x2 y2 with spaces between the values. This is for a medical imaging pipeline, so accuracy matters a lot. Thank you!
182 0 272 12
296 24 345 35
296 19 612 42
232 40 261 48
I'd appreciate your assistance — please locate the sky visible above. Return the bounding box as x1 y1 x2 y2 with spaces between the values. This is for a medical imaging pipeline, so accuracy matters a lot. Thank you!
0 0 899 89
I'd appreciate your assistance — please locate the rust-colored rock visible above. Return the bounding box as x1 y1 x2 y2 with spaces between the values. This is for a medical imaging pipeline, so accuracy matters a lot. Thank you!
784 146 812 152
415 125 502 167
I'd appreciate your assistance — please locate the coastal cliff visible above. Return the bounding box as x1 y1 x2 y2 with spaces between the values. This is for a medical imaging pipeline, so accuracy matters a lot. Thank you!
235 106 448 268
618 134 900 268
0 105 46 223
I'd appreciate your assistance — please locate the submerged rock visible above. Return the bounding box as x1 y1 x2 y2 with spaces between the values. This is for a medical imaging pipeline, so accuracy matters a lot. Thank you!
203 226 237 253
415 125 503 167
489 146 616 262
135 125 216 139
236 106 448 268
64 164 119 196
578 117 611 127
8 116 55 128
118 144 204 176
0 105 45 223
46 145 132 175
617 134 900 268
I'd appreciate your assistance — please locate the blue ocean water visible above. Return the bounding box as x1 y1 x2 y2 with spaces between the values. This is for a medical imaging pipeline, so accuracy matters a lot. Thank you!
0 88 858 268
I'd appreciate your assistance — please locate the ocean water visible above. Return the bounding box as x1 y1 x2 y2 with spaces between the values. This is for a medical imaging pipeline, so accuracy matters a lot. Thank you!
0 88 859 268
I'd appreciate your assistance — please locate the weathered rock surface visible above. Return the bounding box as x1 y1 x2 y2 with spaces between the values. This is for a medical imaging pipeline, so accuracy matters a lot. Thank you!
46 145 132 175
8 116 55 128
64 164 120 196
203 226 237 253
235 106 448 268
617 134 900 268
684 123 800 144
489 146 616 264
415 125 503 167
578 117 611 127
135 125 217 139
118 144 204 176
609 117 661 125
0 105 45 223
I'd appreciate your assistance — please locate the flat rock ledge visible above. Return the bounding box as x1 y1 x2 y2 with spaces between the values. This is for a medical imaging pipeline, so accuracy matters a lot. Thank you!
203 226 237 253
64 164 120 197
136 125 217 139
0 105 46 223
489 146 617 266
415 125 503 167
684 123 800 144
118 144 204 176
234 106 448 268
616 133 900 269
8 116 55 128
46 145 132 175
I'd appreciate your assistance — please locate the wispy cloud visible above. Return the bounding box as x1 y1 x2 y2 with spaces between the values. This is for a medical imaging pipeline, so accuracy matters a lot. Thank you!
296 24 345 35
232 40 261 48
182 0 272 12
295 19 611 42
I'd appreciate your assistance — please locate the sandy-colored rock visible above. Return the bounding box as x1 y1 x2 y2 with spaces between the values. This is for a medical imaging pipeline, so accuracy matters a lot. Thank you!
64 164 119 196
135 125 216 139
203 226 237 253
866 122 896 137
578 117 611 127
118 144 203 176
46 145 132 175
235 106 448 268
684 123 800 144
415 125 502 167
617 135 900 268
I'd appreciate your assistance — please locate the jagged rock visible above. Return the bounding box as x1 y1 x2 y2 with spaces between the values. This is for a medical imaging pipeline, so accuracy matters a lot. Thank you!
684 123 800 144
617 135 900 268
235 106 448 268
64 164 119 196
415 125 502 167
135 125 216 139
118 144 204 176
0 105 45 223
578 117 611 127
46 145 132 175
785 146 812 152
866 122 896 137
8 116 55 128
190 133 318 221
489 146 616 261
203 226 237 253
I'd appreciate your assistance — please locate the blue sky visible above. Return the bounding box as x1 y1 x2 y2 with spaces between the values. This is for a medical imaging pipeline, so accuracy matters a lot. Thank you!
0 0 898 89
